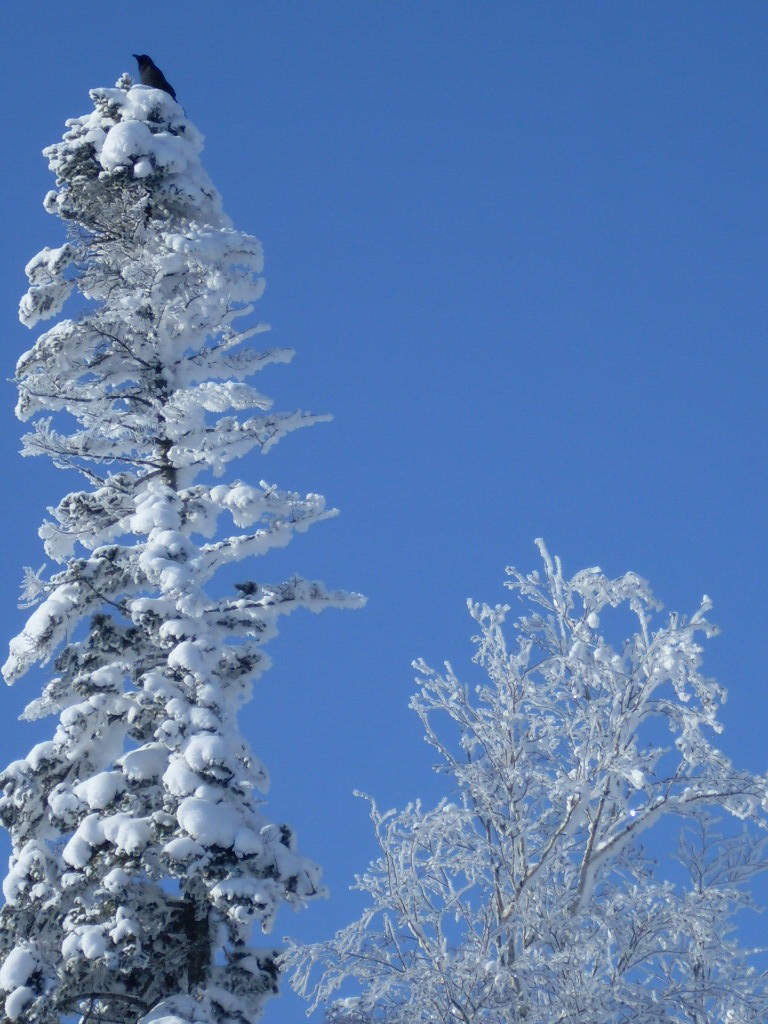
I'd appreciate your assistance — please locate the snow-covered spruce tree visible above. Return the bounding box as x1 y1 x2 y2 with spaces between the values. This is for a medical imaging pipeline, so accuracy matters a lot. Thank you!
287 542 768 1023
0 73 363 1024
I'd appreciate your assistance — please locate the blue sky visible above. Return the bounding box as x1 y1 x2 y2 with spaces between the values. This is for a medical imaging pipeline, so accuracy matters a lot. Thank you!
0 3 766 1020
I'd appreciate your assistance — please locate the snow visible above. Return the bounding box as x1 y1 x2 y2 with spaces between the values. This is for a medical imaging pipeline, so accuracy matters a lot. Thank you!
3 583 82 683
130 485 182 534
100 121 153 172
140 1017 195 1024
233 828 263 857
139 529 196 587
177 796 241 848
62 925 107 960
73 770 125 809
63 811 152 865
48 786 81 819
167 640 213 675
101 813 152 854
569 639 591 662
2 844 51 904
110 910 138 944
627 768 645 789
183 734 232 774
210 876 268 906
0 948 35 991
89 664 125 692
80 926 107 959
62 833 92 870
163 757 202 797
94 89 203 184
118 744 168 781
18 244 76 327
4 986 34 1021
133 157 153 177
187 706 221 731
141 996 213 1024
103 868 130 893
164 836 206 861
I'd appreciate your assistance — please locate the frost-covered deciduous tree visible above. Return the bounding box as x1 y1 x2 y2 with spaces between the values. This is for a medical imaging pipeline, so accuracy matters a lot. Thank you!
287 541 768 1023
0 71 363 1024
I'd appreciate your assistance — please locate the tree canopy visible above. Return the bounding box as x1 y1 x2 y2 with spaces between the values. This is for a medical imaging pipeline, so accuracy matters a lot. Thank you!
287 542 768 1023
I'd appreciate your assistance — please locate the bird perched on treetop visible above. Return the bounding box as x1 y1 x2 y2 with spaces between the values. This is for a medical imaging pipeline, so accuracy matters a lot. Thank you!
133 54 176 100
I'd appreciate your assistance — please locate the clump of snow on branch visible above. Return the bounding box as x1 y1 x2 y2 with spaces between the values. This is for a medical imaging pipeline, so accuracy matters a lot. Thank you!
286 540 768 1023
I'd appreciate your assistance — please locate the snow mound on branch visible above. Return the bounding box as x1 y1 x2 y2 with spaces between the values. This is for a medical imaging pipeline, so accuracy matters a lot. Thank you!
101 119 191 178
62 812 153 867
4 987 34 1022
0 947 38 1022
18 245 75 326
73 771 126 809
37 84 228 242
62 924 108 960
139 994 214 1024
118 744 169 782
3 584 81 684
177 796 242 848
0 948 36 992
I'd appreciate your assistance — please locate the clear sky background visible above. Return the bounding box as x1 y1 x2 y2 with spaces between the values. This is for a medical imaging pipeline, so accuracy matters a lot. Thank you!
0 3 766 1021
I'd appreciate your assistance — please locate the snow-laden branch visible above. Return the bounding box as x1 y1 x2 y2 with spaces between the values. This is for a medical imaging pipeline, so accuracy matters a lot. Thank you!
285 544 768 1024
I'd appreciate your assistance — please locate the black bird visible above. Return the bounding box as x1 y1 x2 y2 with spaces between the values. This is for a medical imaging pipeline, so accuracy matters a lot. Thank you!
133 54 176 100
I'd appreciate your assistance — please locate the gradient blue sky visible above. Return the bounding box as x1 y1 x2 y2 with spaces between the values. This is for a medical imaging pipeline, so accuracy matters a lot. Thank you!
1 3 766 1020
